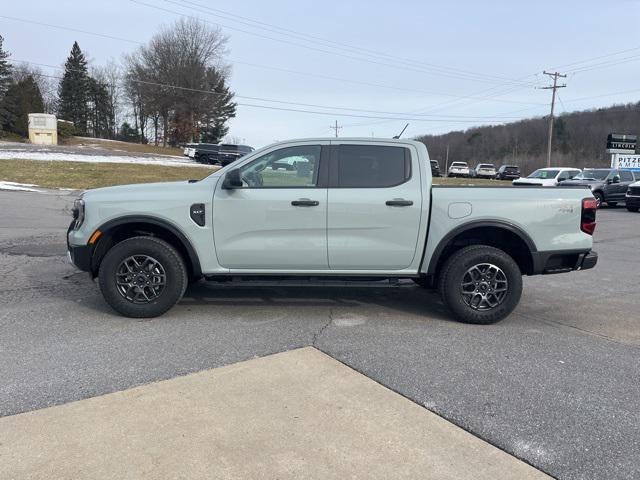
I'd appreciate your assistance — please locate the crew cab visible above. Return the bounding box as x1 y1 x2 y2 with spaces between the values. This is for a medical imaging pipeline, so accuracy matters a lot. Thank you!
68 138 598 324
558 168 636 208
512 167 581 187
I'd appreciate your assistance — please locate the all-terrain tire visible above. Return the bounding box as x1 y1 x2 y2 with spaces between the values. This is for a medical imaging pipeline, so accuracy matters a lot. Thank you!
437 245 522 324
98 236 188 318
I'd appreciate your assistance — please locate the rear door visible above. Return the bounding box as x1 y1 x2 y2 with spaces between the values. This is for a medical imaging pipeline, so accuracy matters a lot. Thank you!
327 142 423 270
617 170 635 200
213 142 329 270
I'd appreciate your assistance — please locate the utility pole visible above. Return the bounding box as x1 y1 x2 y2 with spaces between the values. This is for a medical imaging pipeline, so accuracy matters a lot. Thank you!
329 120 342 138
541 71 566 168
445 144 450 172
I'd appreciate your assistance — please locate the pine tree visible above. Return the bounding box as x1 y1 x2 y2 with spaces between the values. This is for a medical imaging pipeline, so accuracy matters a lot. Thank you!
1 75 44 137
199 74 236 143
0 35 13 135
57 41 89 135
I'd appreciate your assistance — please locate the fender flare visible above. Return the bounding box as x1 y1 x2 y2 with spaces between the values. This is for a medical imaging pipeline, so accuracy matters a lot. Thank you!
94 215 202 278
425 220 537 275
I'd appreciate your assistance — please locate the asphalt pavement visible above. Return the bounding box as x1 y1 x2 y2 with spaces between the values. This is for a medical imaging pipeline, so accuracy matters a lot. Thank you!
0 188 638 480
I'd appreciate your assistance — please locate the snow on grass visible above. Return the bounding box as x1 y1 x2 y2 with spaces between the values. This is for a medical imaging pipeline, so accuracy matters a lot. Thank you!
0 150 211 168
0 181 42 192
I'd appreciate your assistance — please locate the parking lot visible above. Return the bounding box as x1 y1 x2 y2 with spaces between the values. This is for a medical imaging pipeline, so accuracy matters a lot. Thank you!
0 188 639 479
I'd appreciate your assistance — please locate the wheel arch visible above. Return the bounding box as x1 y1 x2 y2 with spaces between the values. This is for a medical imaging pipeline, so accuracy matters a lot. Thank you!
426 220 537 278
90 215 202 280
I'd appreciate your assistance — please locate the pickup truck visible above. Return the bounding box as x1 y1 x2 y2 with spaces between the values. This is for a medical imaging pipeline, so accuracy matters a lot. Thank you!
67 138 598 324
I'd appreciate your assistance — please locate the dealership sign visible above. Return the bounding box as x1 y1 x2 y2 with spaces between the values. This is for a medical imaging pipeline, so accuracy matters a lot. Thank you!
611 154 640 172
606 133 637 154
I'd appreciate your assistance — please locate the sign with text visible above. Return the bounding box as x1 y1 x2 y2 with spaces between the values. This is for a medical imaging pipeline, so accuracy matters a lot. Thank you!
611 154 640 172
606 133 636 154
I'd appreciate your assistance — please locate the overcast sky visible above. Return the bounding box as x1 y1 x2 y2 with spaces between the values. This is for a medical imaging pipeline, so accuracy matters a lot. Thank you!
2 0 639 147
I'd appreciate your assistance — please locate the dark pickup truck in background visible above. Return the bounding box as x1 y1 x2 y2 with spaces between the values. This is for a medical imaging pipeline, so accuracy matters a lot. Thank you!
183 143 254 166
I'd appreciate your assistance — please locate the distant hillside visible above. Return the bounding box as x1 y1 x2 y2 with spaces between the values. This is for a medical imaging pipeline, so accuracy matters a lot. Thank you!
416 102 640 174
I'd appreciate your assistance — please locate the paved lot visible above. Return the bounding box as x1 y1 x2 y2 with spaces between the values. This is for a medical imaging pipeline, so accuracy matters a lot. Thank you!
0 188 639 480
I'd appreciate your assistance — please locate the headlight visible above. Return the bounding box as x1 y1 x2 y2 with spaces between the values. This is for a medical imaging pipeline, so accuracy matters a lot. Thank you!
72 198 85 229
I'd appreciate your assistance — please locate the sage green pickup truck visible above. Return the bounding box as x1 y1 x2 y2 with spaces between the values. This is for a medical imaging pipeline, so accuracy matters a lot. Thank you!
68 138 598 324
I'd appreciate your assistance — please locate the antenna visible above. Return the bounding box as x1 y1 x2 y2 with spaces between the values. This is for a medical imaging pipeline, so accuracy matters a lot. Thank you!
393 123 409 139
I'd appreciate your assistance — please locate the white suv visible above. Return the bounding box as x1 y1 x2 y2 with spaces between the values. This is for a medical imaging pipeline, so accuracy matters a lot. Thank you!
512 167 581 187
448 161 470 178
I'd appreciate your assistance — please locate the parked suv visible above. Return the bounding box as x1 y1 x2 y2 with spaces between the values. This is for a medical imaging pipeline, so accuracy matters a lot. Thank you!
496 165 520 180
513 167 581 187
430 160 441 177
626 180 640 212
558 168 636 207
447 161 470 177
472 163 497 179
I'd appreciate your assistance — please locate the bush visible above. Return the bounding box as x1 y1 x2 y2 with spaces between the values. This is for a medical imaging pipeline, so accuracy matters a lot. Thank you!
57 121 75 139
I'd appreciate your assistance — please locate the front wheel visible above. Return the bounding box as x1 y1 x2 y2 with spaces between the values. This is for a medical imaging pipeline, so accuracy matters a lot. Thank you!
438 245 522 324
628 206 639 212
98 236 188 318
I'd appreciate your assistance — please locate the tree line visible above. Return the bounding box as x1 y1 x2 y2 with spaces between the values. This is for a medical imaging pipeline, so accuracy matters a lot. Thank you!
0 17 236 146
416 102 640 174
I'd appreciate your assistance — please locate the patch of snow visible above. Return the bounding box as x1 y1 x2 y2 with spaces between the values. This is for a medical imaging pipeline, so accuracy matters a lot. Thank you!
0 181 41 192
0 151 213 168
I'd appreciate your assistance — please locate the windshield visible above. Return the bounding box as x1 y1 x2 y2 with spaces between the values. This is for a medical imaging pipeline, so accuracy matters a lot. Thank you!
573 169 610 181
528 169 559 179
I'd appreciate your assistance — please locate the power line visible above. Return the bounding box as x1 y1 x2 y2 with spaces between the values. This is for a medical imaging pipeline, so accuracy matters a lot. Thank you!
164 0 537 87
131 0 538 88
329 120 342 137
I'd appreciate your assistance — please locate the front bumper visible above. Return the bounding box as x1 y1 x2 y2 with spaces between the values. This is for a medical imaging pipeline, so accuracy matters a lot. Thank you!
67 221 93 272
626 195 640 208
531 250 598 275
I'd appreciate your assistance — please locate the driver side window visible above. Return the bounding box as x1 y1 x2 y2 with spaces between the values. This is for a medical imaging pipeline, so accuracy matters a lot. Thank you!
239 145 321 188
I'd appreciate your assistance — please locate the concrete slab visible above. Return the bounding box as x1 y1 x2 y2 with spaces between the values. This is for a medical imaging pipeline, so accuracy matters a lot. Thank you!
0 347 547 480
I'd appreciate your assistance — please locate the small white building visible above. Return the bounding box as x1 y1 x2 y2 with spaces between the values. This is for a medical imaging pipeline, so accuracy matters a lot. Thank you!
28 113 58 145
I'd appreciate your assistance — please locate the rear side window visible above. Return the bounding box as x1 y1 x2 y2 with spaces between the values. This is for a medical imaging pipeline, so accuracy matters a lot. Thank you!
335 145 410 188
620 170 634 182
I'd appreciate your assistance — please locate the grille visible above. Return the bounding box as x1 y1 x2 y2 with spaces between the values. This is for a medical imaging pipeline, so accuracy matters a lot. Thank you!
629 186 640 196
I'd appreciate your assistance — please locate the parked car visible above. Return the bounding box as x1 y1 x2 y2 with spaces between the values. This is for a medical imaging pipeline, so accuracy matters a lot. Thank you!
472 163 497 179
271 155 309 170
430 160 441 177
512 167 581 187
558 168 636 208
448 161 470 177
192 144 220 164
218 144 254 166
496 165 520 180
625 180 640 212
68 138 597 325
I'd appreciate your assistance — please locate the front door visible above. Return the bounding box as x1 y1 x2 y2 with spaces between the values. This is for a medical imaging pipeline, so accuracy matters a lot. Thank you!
327 143 424 270
213 143 329 270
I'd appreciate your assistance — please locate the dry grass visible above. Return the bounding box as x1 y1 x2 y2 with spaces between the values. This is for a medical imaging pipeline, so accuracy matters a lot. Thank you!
432 176 512 186
66 137 184 157
0 159 215 190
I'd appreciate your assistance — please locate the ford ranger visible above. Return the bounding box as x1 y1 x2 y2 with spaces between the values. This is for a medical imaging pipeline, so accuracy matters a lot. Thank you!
67 138 598 324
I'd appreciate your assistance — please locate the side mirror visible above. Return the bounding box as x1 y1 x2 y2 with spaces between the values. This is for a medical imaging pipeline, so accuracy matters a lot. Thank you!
612 176 620 184
222 168 243 189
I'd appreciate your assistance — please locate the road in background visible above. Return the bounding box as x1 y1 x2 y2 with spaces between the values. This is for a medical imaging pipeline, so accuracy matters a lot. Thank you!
0 189 638 480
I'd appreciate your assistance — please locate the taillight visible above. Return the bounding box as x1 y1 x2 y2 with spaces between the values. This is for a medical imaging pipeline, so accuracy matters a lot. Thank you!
581 197 597 235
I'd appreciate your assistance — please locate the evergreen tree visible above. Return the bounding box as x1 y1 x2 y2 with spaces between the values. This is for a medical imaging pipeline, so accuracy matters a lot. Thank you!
0 35 13 135
57 42 89 135
87 77 114 138
1 75 44 137
199 75 236 143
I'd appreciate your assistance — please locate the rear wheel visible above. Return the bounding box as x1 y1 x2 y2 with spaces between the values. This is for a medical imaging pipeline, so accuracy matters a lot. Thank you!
98 236 187 318
607 201 618 207
437 245 522 324
593 191 604 208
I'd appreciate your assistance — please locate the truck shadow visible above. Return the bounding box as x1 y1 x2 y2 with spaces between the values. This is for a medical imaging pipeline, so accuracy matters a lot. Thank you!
181 281 453 322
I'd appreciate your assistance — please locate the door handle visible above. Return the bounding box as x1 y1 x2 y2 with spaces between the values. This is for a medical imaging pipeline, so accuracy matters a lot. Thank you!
385 199 413 206
291 199 319 207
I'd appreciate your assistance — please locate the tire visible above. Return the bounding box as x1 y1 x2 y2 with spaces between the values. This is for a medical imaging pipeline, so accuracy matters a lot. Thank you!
593 191 604 208
627 206 639 212
98 236 187 318
607 201 617 207
437 245 522 325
